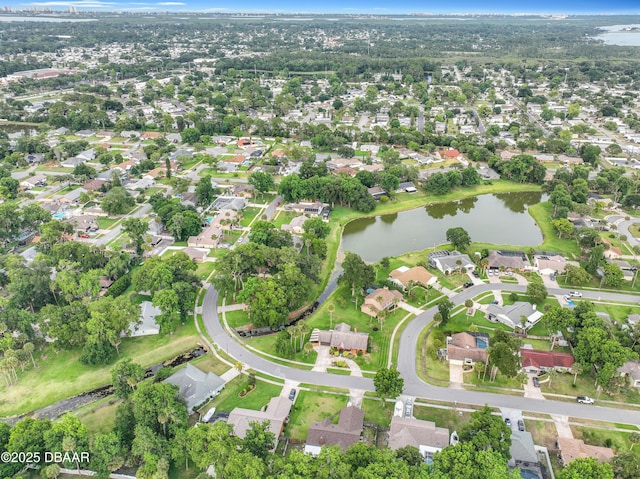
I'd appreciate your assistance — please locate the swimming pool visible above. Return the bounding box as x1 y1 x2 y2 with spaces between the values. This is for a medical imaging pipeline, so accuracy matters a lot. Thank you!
52 212 68 220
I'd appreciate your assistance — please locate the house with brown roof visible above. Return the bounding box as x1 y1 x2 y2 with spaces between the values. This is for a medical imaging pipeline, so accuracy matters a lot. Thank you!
304 406 364 455
361 287 403 318
141 131 163 140
520 348 574 374
227 396 292 442
310 323 369 354
557 438 614 465
389 266 437 290
447 332 489 365
617 360 640 389
281 216 307 235
388 416 450 461
232 184 255 198
438 148 461 160
83 179 107 192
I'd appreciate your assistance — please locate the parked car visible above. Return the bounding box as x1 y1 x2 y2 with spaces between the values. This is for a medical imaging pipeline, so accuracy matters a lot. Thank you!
472 271 480 278
517 419 525 431
577 396 594 404
288 388 296 401
490 300 499 305
563 295 572 302
463 281 474 288
504 418 512 427
405 398 413 418
569 291 583 298
533 377 540 388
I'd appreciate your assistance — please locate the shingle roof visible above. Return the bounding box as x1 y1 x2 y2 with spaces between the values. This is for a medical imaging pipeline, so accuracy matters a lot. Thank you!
164 363 225 411
306 406 364 451
520 349 574 369
388 416 450 451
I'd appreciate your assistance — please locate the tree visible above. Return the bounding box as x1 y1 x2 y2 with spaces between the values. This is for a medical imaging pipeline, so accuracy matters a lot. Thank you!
248 172 275 198
152 288 181 333
122 217 148 256
132 381 188 436
526 279 548 303
629 432 640 450
90 432 125 477
195 176 215 206
611 452 640 479
302 216 330 239
488 342 519 378
437 299 455 325
111 358 145 400
446 227 471 251
557 457 613 479
603 263 624 288
101 186 134 215
552 218 575 239
459 405 512 461
564 265 592 285
242 421 275 460
373 367 404 402
181 127 201 145
431 442 520 479
338 251 374 297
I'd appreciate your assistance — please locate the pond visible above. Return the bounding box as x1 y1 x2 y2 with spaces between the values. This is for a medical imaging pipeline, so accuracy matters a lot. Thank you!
595 24 640 46
340 191 545 263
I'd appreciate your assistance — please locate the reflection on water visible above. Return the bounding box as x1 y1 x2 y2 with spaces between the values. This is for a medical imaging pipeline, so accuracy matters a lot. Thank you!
341 192 545 263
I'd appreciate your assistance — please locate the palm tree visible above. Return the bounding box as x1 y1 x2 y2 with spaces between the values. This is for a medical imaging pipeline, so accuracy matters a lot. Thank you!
327 304 335 329
23 342 36 369
630 432 640 450
235 361 244 377
572 362 584 385
546 369 558 389
297 320 310 352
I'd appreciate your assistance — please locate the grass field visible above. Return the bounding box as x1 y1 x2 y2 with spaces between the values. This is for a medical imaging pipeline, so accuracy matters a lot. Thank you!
361 398 393 428
413 404 472 432
97 217 119 229
528 202 580 257
286 391 347 440
0 321 202 417
239 206 263 227
205 375 282 414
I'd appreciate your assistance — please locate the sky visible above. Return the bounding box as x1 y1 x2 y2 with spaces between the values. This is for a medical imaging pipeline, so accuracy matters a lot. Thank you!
8 0 640 14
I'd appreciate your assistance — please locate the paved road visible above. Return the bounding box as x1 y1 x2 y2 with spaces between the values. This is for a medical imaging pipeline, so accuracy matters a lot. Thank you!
201 282 640 425
608 214 640 247
95 203 153 246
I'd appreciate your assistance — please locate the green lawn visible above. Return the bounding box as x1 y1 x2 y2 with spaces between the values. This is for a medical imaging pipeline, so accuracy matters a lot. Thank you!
0 321 202 416
205 375 282 413
75 397 120 437
362 398 393 428
272 210 296 228
413 404 471 432
573 425 639 454
285 390 347 440
224 309 250 329
446 308 513 333
97 217 119 229
528 202 580 257
239 206 263 227
195 261 216 280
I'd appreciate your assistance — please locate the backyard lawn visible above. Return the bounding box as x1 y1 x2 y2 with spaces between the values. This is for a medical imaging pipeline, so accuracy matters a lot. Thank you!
204 375 282 414
413 404 471 432
285 391 348 440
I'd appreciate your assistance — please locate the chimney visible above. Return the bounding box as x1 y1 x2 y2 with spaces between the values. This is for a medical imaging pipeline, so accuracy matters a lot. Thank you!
354 327 357 333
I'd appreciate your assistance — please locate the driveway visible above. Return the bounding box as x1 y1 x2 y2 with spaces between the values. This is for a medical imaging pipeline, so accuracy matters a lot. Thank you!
398 302 422 316
311 345 331 373
449 362 464 389
523 374 545 400
541 275 559 289
551 414 574 439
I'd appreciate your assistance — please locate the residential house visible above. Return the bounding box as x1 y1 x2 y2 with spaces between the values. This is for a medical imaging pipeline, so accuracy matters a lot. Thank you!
617 360 640 389
148 219 164 236
180 247 208 263
361 287 403 318
180 192 199 208
533 254 566 275
438 149 461 160
99 276 113 297
60 157 85 168
129 301 161 337
75 129 95 138
304 406 364 455
141 131 163 140
70 214 99 235
310 323 369 354
388 416 450 462
281 216 307 235
447 332 489 365
232 184 255 198
55 187 87 205
24 153 44 165
164 363 225 412
520 348 574 374
397 181 417 193
388 266 437 290
187 224 222 249
287 201 327 217
83 179 107 192
367 186 387 200
509 431 543 479
487 250 531 271
486 302 543 330
557 438 614 465
20 174 47 189
428 250 475 275
227 396 292 441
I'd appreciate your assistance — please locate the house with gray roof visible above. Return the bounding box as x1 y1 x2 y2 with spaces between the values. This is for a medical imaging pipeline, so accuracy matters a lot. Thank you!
164 363 225 412
618 360 640 389
428 250 475 275
129 301 161 337
508 431 543 479
487 250 531 271
486 302 543 330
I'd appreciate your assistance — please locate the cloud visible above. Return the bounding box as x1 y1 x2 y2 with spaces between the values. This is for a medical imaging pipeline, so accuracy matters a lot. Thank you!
156 1 185 4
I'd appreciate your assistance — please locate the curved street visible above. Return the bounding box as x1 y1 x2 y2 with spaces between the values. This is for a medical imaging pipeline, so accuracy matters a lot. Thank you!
201 282 640 425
